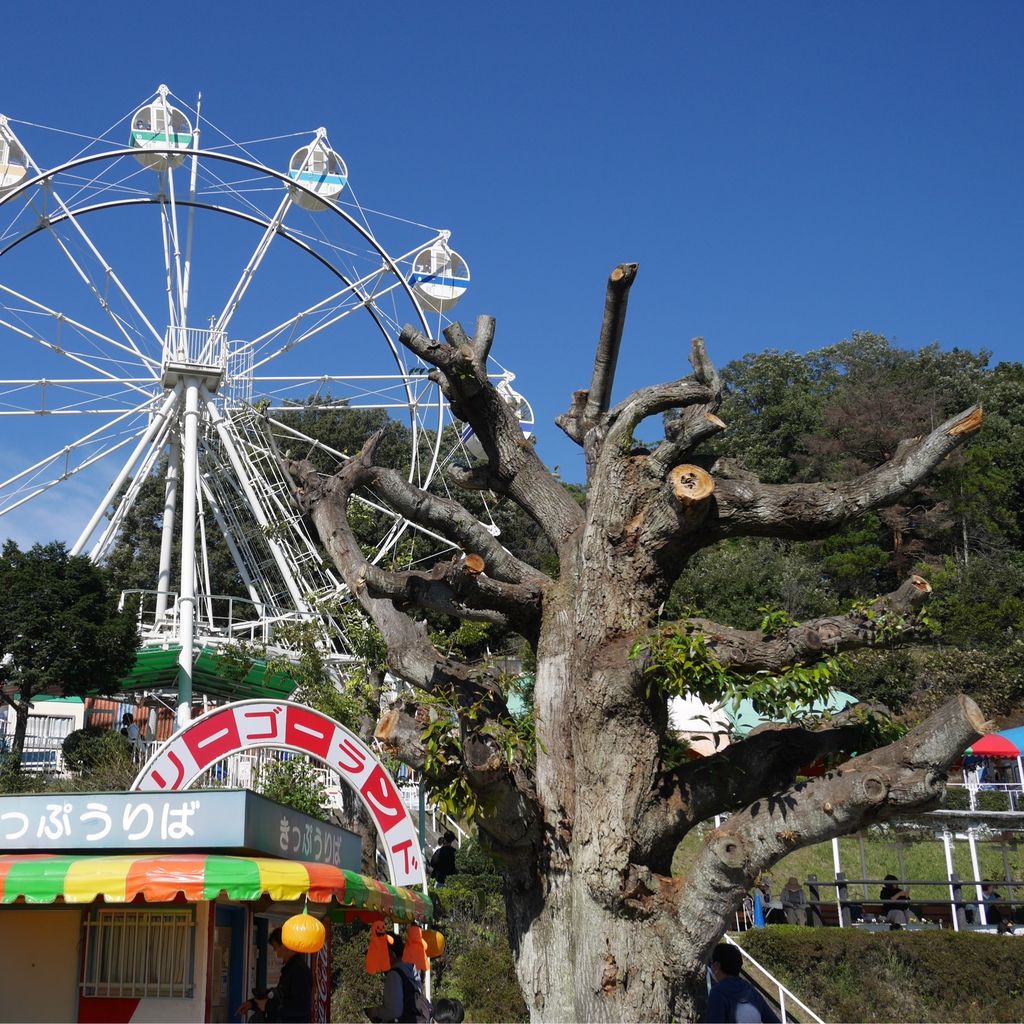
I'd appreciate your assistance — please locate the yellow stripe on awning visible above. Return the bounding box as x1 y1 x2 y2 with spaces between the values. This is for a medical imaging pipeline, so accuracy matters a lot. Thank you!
64 855 136 903
256 858 310 901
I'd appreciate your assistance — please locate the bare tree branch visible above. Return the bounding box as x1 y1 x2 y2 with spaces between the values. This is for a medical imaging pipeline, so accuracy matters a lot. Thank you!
285 438 545 849
399 322 586 557
554 264 639 445
602 379 717 454
707 405 983 541
339 460 547 588
585 264 639 423
357 556 543 642
675 575 934 673
668 695 988 951
636 704 891 864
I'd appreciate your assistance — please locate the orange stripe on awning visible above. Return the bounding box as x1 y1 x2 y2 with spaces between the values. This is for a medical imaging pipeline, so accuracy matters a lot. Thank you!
304 861 348 903
125 855 207 902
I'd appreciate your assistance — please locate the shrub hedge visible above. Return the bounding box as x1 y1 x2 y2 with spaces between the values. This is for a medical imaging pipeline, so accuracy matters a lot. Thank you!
740 926 1024 1023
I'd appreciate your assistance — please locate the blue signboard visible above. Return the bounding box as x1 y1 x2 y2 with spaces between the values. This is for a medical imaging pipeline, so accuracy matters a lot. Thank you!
0 789 360 868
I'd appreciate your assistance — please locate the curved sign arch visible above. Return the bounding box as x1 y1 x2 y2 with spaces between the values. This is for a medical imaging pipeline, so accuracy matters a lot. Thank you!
131 699 424 888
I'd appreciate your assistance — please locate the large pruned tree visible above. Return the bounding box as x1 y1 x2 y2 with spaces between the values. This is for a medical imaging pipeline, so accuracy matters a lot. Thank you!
285 266 990 1023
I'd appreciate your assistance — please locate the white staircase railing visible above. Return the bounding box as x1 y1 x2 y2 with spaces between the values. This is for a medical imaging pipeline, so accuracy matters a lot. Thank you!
724 934 825 1024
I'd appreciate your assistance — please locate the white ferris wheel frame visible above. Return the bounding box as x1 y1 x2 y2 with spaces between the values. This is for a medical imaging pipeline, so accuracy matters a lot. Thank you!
0 111 491 724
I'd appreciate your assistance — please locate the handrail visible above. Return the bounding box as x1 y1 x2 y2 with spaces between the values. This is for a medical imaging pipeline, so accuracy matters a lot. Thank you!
724 934 825 1023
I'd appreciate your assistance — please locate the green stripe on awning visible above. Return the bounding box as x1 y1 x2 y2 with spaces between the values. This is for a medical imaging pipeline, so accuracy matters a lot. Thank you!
204 855 262 900
2 856 74 904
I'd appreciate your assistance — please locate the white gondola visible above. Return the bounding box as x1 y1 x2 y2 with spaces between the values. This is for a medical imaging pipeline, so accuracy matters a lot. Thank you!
129 97 192 171
0 132 28 197
410 242 470 313
287 139 347 211
461 379 534 460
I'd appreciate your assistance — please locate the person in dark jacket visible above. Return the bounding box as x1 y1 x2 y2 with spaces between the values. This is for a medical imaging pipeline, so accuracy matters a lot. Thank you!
370 935 423 1023
238 927 312 1022
429 831 458 885
705 943 779 1023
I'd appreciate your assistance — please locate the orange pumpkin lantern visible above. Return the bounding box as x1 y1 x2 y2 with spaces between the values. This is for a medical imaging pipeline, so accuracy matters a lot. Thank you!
422 929 445 958
282 911 326 954
366 919 394 973
403 925 429 971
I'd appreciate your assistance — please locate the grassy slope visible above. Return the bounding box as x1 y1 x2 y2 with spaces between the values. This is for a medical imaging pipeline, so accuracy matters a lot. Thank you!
739 927 1024 1023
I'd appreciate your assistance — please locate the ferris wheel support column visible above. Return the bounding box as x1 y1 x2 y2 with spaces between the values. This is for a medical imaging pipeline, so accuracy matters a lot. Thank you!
175 377 202 728
155 432 180 623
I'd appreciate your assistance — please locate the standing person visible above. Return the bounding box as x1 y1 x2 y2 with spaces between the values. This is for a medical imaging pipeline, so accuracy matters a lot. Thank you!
238 927 312 1022
369 935 426 1023
880 874 911 929
780 877 808 925
704 943 779 1023
429 831 458 885
120 712 144 757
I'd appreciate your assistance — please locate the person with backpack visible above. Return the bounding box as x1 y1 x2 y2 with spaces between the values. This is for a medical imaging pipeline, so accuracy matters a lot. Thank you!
428 832 458 885
704 942 779 1023
369 935 432 1023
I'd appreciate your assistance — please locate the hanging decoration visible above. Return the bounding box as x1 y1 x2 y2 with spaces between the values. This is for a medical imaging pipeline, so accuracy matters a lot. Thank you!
366 919 394 973
283 902 327 954
403 924 429 971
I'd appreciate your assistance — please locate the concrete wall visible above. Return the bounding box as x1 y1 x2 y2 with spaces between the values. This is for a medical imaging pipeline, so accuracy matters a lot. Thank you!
0 907 83 1023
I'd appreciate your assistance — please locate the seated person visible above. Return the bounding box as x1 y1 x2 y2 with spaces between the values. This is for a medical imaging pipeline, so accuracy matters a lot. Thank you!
780 877 808 926
880 874 911 928
982 883 1004 925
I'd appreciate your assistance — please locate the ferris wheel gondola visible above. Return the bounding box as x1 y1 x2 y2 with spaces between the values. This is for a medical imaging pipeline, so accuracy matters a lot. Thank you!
129 86 193 171
287 133 348 211
0 122 27 197
410 241 470 313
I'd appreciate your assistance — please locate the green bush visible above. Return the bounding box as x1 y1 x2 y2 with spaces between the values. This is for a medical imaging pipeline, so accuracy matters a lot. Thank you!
255 756 330 821
62 726 119 771
428 839 528 1023
330 921 385 1024
740 927 1024 1022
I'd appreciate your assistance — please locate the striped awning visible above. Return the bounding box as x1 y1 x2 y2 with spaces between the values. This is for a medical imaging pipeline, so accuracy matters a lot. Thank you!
0 854 430 923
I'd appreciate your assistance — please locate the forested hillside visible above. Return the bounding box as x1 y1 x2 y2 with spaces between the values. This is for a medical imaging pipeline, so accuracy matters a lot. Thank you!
668 333 1024 723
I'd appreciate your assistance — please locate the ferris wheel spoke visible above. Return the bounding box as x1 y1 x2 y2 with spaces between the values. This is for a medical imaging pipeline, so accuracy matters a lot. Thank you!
90 408 175 560
229 233 445 370
0 392 157 496
0 281 160 376
253 374 430 411
70 383 183 555
0 313 157 401
4 123 165 359
213 192 294 338
245 276 412 374
0 379 153 416
0 418 153 518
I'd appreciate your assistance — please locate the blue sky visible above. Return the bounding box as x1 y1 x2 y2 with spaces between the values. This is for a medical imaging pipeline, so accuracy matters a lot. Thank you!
0 1 1021 544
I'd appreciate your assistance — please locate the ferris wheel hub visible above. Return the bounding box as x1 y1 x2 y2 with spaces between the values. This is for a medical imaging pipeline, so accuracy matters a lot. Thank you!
160 361 224 391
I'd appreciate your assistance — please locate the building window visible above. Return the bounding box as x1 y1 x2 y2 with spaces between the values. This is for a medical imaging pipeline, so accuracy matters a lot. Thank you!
81 908 195 998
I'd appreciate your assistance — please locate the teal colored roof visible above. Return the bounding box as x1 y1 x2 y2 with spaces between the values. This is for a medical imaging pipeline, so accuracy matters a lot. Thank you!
725 690 857 737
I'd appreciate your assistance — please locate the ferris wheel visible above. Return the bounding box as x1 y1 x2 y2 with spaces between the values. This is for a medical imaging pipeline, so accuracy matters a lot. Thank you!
0 85 530 721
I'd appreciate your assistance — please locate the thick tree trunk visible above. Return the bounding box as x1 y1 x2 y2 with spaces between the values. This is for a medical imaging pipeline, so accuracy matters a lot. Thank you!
11 699 30 765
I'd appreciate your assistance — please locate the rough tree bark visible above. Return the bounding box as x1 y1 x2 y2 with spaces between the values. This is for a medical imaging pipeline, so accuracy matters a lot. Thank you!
283 270 988 1023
